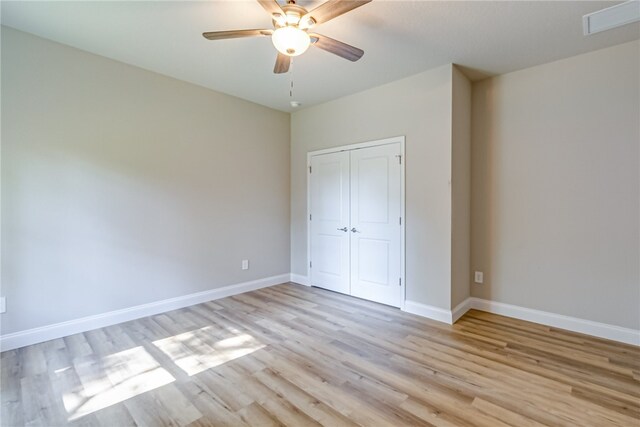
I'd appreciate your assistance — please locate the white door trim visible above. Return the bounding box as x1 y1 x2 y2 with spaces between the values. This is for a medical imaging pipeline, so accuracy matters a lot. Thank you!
306 136 406 309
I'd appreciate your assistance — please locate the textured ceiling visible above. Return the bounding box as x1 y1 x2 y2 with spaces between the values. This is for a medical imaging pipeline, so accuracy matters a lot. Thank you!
2 1 639 112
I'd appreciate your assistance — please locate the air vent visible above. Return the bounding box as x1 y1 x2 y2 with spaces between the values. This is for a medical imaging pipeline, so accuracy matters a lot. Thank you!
583 1 640 35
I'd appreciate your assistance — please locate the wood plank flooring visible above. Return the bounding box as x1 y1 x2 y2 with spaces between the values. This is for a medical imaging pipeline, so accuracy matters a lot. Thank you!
1 283 639 426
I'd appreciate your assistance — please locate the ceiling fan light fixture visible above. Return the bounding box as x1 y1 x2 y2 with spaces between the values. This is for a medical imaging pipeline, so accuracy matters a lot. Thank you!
272 26 310 56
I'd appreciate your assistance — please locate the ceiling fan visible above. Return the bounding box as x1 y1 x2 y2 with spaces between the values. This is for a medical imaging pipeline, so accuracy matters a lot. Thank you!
202 0 371 74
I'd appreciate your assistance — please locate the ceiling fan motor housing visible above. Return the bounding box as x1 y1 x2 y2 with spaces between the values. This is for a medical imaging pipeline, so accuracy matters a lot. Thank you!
273 4 314 28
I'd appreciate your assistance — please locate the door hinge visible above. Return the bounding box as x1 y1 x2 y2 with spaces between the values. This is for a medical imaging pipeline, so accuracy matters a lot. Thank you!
396 154 402 165
310 261 312 268
399 277 402 286
399 216 402 226
309 165 312 174
310 214 312 221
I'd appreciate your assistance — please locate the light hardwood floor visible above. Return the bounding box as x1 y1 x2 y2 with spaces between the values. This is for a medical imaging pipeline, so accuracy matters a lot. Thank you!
1 283 639 426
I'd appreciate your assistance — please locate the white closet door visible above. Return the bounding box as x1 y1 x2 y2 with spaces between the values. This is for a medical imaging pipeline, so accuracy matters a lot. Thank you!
309 151 351 294
349 143 402 307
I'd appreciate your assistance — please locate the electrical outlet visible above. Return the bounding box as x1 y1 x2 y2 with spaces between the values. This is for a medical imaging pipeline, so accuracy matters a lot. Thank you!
474 271 484 284
0 297 6 313
242 260 249 270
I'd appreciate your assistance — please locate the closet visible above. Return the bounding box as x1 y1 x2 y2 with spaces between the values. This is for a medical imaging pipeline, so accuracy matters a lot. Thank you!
308 137 404 308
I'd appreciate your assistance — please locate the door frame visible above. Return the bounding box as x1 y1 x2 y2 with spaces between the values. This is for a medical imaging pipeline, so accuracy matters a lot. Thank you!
306 136 406 309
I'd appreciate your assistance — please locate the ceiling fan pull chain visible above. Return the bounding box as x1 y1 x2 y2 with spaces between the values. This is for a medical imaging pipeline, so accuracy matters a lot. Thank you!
289 59 294 99
288 59 302 108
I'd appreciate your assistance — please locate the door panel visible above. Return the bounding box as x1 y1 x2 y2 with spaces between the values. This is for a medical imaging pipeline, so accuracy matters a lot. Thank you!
310 151 350 294
350 144 402 307
357 238 390 285
357 157 389 224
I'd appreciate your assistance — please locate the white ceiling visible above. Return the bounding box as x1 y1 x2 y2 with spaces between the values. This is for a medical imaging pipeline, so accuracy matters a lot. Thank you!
2 1 639 112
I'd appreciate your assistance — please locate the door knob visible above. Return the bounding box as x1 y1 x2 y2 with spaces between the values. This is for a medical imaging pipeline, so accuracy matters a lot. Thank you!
351 227 360 233
337 227 348 232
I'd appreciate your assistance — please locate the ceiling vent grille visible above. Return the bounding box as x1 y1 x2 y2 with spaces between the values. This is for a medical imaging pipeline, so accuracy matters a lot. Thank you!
583 1 640 35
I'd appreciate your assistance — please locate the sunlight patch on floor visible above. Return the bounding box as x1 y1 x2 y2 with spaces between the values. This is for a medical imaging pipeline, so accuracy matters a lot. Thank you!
62 346 175 421
153 328 264 376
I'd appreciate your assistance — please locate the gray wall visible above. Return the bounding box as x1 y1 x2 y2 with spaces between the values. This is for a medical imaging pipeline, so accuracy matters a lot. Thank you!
3 25 637 335
1 27 291 335
291 65 455 309
451 66 471 309
471 40 640 329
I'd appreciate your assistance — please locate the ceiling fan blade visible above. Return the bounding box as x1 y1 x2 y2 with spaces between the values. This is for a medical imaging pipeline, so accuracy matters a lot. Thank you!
274 52 291 74
300 0 371 28
257 0 286 24
309 33 364 62
203 29 273 40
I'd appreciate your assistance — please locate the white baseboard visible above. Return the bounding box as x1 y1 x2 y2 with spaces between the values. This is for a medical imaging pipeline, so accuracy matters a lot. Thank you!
469 298 640 346
402 297 639 346
452 297 472 323
403 300 453 324
403 298 471 324
5 275 636 351
289 274 310 286
288 279 639 345
0 274 290 352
